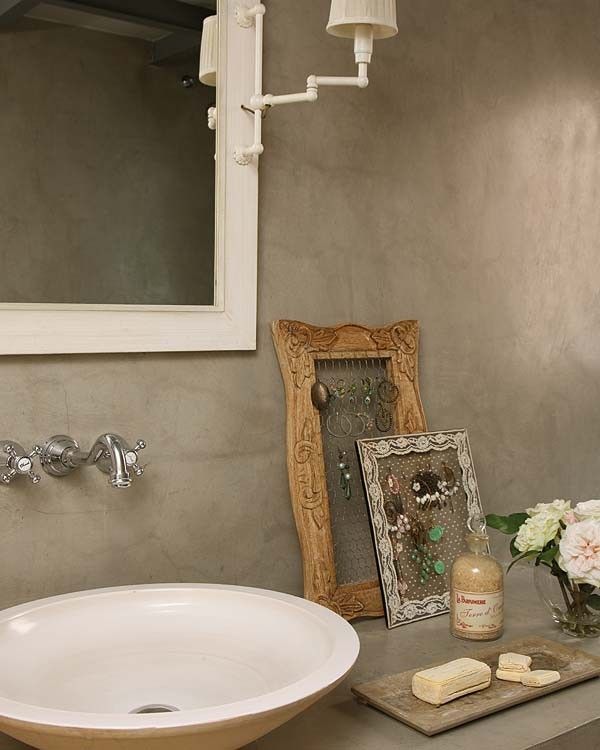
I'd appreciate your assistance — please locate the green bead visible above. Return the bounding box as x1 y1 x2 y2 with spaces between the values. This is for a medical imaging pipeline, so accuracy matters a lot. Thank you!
429 525 445 543
434 560 446 575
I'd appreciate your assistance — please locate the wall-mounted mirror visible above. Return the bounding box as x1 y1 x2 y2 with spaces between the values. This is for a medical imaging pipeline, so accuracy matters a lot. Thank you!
0 0 258 353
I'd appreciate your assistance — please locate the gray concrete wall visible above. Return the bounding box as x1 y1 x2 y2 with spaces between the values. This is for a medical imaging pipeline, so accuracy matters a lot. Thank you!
1 0 600 609
0 19 215 305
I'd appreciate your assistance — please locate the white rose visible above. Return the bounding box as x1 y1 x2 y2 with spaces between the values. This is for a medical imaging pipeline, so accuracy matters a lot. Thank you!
526 499 571 521
558 519 600 588
515 514 561 553
574 500 600 522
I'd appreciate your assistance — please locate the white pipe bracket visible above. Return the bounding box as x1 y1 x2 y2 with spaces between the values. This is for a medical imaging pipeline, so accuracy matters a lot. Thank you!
207 107 217 131
235 3 266 28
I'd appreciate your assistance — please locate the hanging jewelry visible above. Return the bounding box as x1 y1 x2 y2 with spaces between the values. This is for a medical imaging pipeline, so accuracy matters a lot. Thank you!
375 401 392 432
362 377 374 406
346 379 368 437
351 376 375 433
439 460 459 511
385 500 410 600
338 451 352 500
428 525 445 543
377 378 399 404
325 380 352 438
411 469 445 510
386 467 401 496
409 516 447 583
326 413 352 439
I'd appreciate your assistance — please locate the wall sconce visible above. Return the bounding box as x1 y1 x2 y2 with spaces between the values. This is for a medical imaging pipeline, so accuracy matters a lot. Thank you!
234 0 398 165
199 15 218 130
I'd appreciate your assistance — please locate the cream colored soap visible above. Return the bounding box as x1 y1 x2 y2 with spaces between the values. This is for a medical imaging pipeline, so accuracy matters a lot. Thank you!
521 670 560 687
496 667 528 683
412 658 492 706
498 653 532 672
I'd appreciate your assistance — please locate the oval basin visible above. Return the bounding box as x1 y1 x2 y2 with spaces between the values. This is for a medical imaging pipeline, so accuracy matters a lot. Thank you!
0 584 360 750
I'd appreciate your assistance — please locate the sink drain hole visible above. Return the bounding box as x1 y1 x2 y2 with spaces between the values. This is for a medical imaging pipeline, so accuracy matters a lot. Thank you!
130 704 180 714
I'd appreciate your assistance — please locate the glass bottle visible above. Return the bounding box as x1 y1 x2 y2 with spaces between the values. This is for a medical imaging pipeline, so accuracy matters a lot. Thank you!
450 514 504 641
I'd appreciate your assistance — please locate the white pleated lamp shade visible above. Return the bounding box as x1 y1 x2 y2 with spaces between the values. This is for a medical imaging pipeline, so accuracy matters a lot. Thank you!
199 15 218 87
327 0 398 40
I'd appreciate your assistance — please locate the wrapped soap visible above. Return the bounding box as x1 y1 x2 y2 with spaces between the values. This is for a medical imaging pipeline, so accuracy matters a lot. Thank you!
498 653 532 673
521 670 560 687
412 658 492 706
496 668 526 683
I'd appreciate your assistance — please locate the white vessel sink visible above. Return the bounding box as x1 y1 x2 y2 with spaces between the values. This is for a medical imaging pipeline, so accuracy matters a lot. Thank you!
0 584 359 750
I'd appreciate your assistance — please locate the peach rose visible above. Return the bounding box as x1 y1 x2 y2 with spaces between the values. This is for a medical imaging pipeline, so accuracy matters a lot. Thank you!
574 500 600 522
558 520 600 588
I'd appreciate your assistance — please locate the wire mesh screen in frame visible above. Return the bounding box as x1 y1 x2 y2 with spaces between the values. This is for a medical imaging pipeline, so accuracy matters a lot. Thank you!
272 320 427 621
315 356 398 587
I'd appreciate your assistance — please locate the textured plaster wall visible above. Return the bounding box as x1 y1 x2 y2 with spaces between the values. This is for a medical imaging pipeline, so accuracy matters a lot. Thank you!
1 0 600 610
0 19 215 305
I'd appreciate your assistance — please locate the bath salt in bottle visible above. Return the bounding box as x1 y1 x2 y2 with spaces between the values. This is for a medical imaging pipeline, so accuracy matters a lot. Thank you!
450 513 504 641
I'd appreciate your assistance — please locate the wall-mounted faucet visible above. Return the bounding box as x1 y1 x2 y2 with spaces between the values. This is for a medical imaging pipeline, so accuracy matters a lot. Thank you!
0 434 147 489
0 442 42 485
39 434 146 489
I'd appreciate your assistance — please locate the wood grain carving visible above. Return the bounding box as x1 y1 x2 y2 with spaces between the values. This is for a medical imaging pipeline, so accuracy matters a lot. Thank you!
272 320 427 621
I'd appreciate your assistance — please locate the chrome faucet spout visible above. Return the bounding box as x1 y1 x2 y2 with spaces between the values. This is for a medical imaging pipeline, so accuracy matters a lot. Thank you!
66 434 131 488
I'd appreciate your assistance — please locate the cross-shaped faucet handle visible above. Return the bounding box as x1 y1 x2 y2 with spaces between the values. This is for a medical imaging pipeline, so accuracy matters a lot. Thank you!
1 443 42 485
125 439 147 477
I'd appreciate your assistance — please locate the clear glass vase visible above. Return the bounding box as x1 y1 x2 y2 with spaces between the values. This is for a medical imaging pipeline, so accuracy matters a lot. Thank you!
534 564 600 638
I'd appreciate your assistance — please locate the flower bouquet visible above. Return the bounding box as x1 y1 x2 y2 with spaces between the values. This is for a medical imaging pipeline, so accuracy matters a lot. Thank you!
487 500 600 638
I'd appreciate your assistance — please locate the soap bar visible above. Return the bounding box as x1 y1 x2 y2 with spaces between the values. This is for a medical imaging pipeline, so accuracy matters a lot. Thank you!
498 653 532 672
521 670 560 687
496 668 528 683
412 658 492 706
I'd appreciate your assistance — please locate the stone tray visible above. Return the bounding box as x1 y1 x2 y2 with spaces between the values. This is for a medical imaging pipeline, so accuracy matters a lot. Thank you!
352 636 600 736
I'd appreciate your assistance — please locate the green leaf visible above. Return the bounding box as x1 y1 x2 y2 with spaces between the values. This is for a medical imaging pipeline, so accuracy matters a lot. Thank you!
537 546 559 566
486 513 529 535
588 595 600 611
507 549 539 573
509 536 521 558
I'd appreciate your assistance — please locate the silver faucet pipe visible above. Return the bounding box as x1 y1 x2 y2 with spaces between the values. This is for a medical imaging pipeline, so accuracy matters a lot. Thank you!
39 434 146 488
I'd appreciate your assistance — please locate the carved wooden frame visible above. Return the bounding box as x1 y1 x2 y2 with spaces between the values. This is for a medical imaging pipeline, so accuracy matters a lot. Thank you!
272 320 427 621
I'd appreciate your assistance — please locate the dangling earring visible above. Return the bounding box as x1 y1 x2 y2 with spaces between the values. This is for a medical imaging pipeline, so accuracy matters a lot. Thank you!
326 383 352 438
376 401 392 432
338 451 352 500
377 378 399 404
362 376 374 406
386 468 401 495
439 460 459 512
409 517 447 583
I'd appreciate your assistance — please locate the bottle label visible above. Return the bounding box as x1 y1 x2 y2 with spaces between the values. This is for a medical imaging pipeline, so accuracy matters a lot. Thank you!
453 589 504 634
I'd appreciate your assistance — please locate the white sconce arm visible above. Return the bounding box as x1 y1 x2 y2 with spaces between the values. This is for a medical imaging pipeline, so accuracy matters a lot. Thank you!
253 63 369 109
234 3 391 165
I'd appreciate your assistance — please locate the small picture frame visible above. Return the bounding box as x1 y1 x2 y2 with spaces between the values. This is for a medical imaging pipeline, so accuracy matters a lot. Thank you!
357 429 484 629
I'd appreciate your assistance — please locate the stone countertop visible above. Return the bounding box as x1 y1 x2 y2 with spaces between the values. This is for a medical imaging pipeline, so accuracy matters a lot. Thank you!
251 569 599 750
0 569 598 750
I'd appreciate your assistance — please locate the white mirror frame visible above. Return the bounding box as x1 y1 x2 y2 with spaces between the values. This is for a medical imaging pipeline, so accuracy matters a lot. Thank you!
0 0 258 355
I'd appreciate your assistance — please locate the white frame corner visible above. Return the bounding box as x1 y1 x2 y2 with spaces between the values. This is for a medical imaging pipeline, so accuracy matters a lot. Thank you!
0 0 258 355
